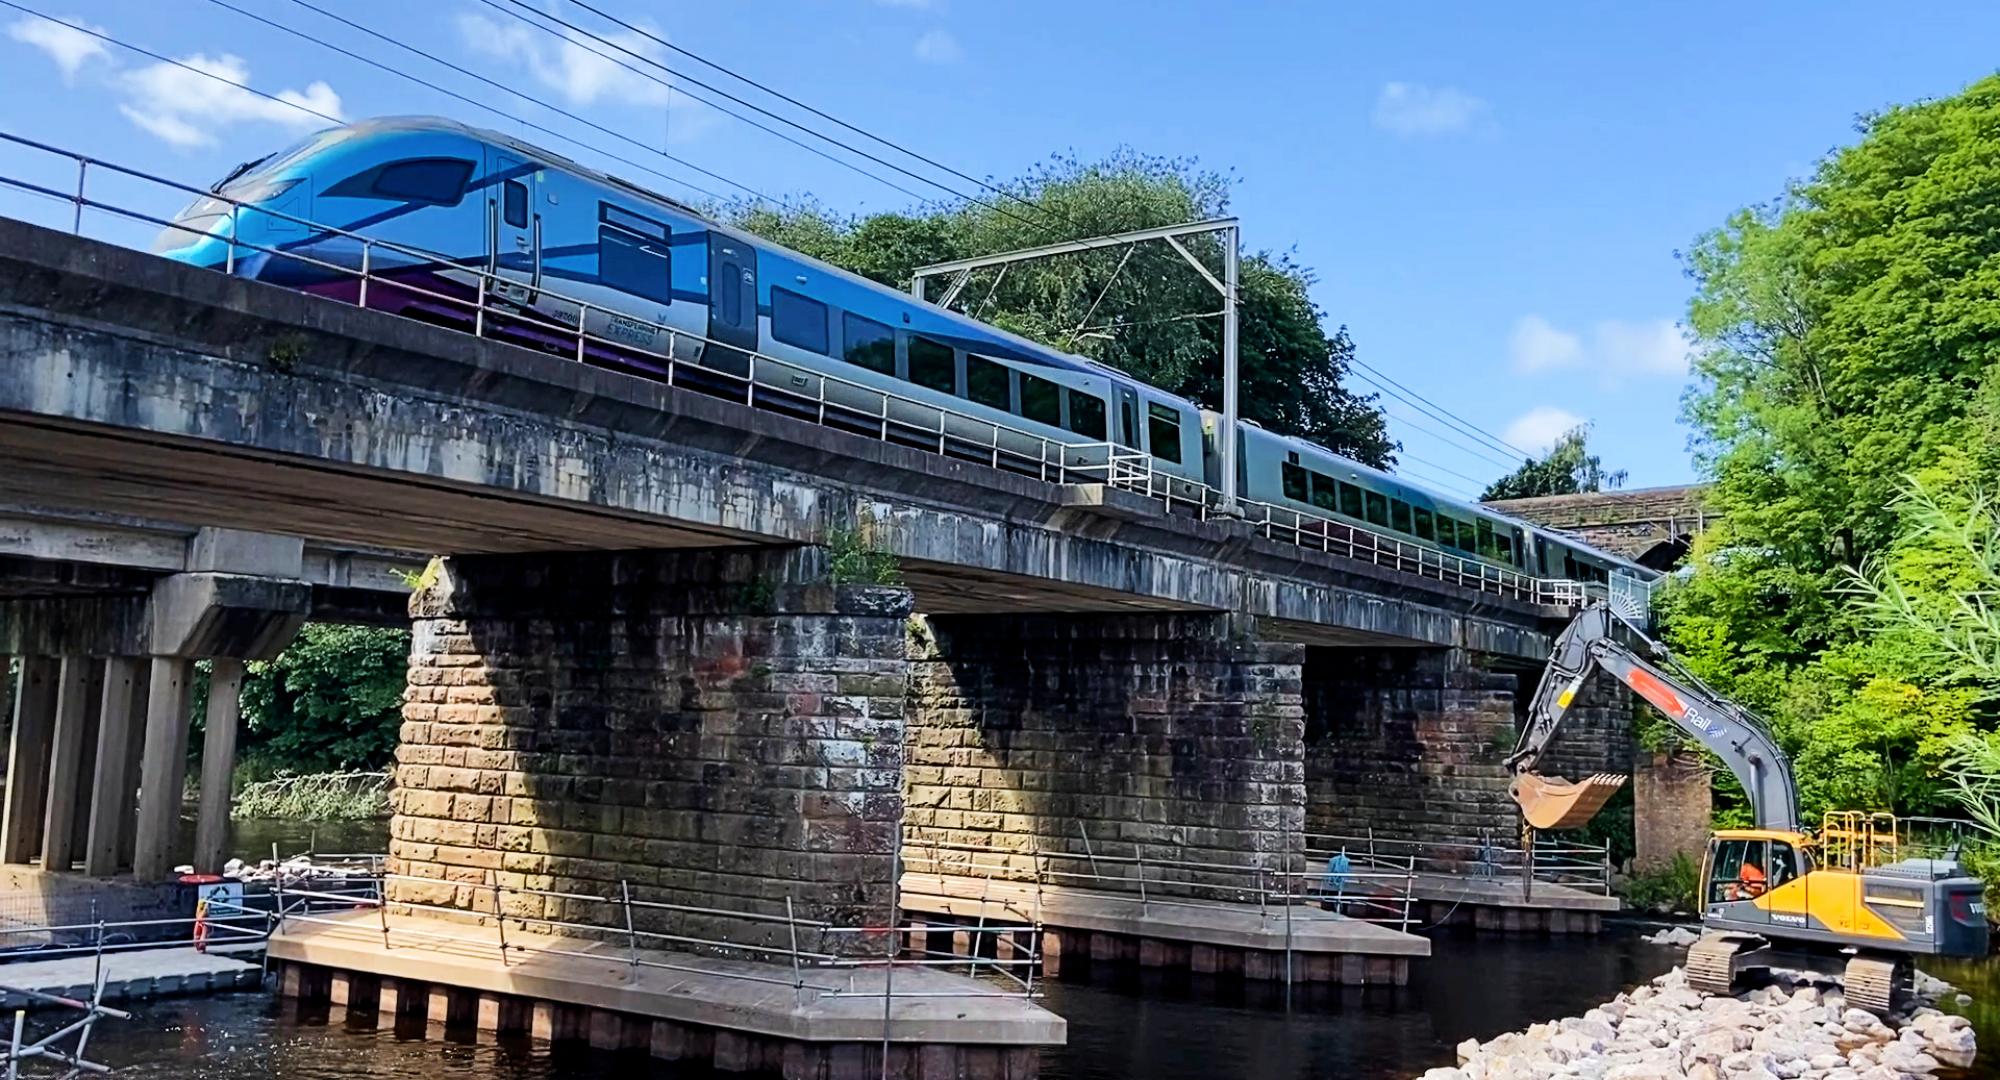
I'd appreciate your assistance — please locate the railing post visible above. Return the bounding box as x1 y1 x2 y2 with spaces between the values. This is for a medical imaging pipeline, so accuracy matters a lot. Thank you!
71 158 86 235
621 879 638 982
474 275 487 338
358 242 370 310
1282 847 1294 989
1136 851 1147 916
225 205 238 276
880 910 896 1080
577 302 589 363
786 895 805 1006
492 872 507 966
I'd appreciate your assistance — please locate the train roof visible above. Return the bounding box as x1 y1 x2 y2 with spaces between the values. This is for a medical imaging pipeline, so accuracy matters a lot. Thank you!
324 118 1169 395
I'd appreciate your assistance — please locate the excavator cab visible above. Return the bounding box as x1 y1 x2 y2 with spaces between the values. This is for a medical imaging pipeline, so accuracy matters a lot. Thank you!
1700 831 1813 905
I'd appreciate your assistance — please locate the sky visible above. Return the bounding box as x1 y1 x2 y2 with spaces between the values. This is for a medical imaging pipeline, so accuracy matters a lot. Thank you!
0 1 1993 500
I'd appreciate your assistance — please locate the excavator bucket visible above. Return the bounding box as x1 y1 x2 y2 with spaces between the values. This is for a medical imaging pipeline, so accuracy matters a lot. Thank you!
1511 772 1628 831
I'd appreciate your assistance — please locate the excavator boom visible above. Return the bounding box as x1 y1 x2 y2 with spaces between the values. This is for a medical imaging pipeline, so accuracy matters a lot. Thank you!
1509 603 1800 834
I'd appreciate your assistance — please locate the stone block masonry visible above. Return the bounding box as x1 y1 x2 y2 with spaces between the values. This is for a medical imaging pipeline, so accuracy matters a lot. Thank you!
904 613 1305 878
387 547 912 955
1302 648 1520 848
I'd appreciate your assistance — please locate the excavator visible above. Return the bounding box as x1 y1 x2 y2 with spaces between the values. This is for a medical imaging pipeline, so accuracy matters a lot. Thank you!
1507 602 1989 1014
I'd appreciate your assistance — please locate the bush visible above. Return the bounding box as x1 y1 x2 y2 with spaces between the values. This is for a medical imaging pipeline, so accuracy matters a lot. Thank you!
1620 851 1701 915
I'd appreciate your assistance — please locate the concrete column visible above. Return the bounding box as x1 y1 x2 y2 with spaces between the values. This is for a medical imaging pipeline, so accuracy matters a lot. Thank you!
1634 749 1711 872
83 657 144 877
64 662 104 864
117 662 150 871
193 658 245 875
0 657 60 864
39 657 102 871
132 657 195 881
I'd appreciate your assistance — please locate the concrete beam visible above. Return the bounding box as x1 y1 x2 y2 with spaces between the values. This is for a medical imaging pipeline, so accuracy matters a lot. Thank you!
0 657 58 864
132 657 194 881
38 656 99 871
148 572 310 661
193 658 244 875
83 656 143 877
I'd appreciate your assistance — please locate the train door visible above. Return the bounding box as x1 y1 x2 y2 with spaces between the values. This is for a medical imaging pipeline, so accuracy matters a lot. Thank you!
706 236 758 378
1116 387 1142 449
487 150 539 306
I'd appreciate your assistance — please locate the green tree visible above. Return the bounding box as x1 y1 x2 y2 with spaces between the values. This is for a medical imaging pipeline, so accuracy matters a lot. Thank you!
1480 425 1627 501
732 151 1397 466
1665 74 2000 825
235 624 409 777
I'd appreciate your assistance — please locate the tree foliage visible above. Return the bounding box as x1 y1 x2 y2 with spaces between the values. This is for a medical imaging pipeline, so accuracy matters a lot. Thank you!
1480 425 1627 501
1665 75 2000 824
731 151 1397 466
234 624 409 777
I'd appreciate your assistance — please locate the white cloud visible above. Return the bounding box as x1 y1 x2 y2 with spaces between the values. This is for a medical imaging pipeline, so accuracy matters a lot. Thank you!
6 14 108 82
115 53 341 149
1372 82 1489 137
457 11 673 107
913 28 961 64
1507 315 1691 383
1503 405 1587 455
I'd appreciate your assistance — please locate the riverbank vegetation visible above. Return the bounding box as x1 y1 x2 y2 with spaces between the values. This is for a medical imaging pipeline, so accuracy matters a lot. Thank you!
1654 75 2000 834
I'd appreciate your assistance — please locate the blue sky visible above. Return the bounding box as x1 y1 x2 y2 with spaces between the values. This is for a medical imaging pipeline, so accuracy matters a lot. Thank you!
0 1 1992 499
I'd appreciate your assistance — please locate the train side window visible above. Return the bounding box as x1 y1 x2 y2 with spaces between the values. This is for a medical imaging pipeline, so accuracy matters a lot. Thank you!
1282 463 1309 502
1496 533 1514 563
1065 390 1107 439
1118 394 1140 449
1457 520 1478 553
1021 372 1061 426
1364 491 1390 528
908 335 956 394
1476 520 1497 558
1309 471 1338 511
967 354 1011 410
599 227 670 304
1335 481 1361 518
1414 508 1435 541
503 180 528 228
1390 499 1413 534
1147 403 1183 464
771 288 829 355
843 313 895 375
369 158 474 205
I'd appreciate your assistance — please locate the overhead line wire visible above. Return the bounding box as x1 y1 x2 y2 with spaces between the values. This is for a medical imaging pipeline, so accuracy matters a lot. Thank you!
199 0 761 208
1348 356 1536 460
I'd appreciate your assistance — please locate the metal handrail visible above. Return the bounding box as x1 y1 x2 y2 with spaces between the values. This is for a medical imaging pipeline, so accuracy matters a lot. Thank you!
1306 829 1613 895
0 129 1614 607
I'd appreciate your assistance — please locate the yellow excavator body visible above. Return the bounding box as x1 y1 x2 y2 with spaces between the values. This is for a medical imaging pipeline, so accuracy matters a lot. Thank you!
1508 771 1627 831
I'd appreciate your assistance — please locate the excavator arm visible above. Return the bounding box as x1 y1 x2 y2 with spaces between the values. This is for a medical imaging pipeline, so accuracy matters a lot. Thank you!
1508 603 1800 833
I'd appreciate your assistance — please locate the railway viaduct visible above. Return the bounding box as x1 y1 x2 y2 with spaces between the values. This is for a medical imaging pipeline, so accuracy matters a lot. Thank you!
0 217 1633 936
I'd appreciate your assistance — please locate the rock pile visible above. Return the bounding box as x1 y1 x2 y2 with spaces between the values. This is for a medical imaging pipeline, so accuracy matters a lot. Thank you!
1421 966 1976 1080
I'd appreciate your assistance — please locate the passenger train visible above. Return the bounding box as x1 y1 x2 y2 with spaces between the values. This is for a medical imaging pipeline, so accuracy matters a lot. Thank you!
152 116 1653 589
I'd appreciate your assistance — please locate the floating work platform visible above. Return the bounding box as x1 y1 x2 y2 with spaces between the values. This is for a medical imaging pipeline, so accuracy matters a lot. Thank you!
0 946 261 1008
898 873 1429 987
268 910 1063 1080
1406 872 1619 933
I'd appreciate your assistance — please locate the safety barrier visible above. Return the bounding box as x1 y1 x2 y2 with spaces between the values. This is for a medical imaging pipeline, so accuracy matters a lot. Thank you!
255 865 1041 1005
0 130 1618 609
1305 829 1613 895
902 833 1422 932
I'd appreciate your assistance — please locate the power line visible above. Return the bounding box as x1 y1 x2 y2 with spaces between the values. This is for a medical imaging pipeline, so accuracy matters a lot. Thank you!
0 3 344 128
198 0 763 209
1394 450 1491 490
1348 356 1536 460
465 0 937 207
1349 371 1523 470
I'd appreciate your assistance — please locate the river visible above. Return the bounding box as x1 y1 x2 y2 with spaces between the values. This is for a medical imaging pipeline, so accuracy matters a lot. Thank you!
76 820 1997 1078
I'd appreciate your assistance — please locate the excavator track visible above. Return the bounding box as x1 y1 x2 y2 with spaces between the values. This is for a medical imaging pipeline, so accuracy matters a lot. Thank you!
1844 954 1911 1016
1686 932 1762 997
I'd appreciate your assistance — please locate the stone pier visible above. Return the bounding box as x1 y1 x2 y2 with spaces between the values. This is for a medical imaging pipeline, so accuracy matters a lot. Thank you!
280 545 1064 1077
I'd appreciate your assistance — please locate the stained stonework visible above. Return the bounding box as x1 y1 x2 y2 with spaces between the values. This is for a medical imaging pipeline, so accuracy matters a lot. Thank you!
1634 749 1711 871
1302 648 1520 846
903 613 1305 873
386 548 912 953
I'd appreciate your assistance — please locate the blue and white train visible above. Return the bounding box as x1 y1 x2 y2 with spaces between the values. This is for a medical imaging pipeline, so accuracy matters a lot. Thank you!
152 116 1653 588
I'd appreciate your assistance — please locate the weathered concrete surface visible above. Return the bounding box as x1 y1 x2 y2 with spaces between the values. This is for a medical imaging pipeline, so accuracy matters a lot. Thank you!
0 217 1557 658
0 946 260 1010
